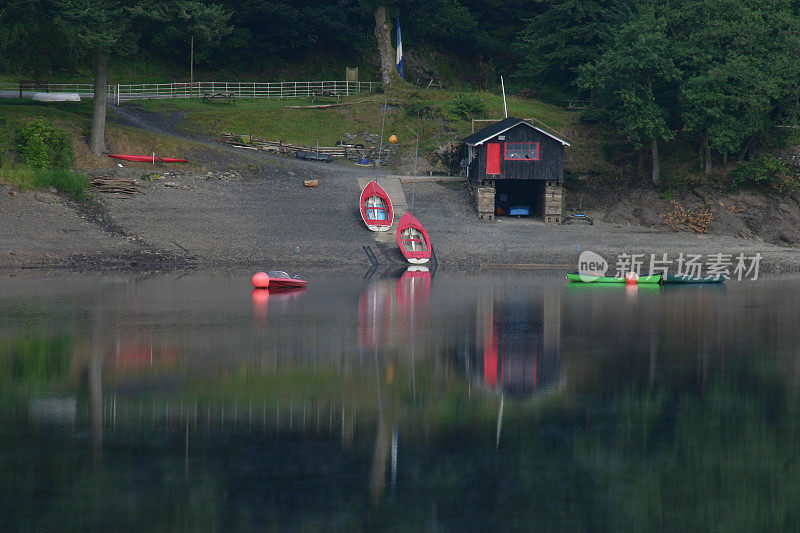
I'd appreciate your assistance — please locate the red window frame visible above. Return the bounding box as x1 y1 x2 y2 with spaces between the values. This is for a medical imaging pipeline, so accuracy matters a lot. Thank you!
504 142 540 161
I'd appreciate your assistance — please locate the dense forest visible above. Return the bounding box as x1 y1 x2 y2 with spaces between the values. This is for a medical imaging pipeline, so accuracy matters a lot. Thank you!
1 0 799 179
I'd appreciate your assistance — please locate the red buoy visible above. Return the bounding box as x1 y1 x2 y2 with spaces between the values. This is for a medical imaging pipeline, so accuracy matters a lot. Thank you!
624 271 639 285
252 272 270 288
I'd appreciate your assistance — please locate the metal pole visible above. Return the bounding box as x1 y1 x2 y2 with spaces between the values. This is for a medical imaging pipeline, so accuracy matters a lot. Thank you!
501 76 508 118
410 113 420 215
375 100 387 173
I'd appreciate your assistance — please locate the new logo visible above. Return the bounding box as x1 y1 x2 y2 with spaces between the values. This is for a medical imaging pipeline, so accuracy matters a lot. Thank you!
578 251 608 282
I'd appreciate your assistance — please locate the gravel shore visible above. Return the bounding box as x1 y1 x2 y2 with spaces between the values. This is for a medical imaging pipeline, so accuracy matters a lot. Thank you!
1 105 798 275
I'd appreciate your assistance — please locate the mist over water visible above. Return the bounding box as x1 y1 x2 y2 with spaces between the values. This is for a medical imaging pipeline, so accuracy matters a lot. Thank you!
2 271 799 530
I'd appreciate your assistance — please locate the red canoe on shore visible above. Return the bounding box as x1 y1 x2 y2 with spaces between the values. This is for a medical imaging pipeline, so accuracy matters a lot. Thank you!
396 212 432 264
360 180 394 231
108 154 189 163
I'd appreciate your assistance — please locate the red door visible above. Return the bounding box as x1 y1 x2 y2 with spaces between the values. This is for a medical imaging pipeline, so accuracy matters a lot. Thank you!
486 143 501 174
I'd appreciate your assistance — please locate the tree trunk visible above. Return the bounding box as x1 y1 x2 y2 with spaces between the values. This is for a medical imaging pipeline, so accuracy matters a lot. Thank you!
698 128 708 173
651 138 660 185
704 142 711 176
373 5 398 86
637 149 646 178
737 134 755 162
90 46 108 157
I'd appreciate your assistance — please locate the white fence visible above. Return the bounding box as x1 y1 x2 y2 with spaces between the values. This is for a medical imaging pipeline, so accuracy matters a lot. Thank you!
0 81 381 103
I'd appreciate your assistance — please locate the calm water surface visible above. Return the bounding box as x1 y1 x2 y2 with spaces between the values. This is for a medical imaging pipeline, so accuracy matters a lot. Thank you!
2 270 800 530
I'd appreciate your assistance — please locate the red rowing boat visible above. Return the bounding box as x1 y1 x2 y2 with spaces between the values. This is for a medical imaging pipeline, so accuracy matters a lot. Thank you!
360 180 393 231
108 154 188 163
396 212 432 264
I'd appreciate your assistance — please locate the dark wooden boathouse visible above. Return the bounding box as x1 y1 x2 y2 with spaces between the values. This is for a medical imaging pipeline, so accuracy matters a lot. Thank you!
462 117 570 223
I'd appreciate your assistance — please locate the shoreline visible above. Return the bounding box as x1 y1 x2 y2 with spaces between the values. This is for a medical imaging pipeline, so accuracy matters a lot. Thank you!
2 174 798 277
2 108 798 277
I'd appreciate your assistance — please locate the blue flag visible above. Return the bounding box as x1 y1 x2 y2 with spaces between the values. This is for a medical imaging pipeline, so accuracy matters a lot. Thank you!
396 18 404 80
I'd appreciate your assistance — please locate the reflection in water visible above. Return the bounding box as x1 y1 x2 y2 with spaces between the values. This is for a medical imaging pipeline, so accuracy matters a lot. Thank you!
1 273 800 529
359 281 393 351
472 282 561 396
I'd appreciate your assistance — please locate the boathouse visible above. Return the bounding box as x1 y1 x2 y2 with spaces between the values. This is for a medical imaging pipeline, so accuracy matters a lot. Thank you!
462 117 570 223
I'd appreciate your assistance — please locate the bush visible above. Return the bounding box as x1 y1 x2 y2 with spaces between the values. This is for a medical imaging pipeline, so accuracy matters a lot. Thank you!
430 142 463 171
448 93 486 120
17 119 74 169
404 101 441 118
32 168 90 198
730 154 797 191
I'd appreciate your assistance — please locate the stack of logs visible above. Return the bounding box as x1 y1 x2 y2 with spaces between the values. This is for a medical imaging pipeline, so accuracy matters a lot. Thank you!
222 133 392 164
91 176 144 198
543 180 563 224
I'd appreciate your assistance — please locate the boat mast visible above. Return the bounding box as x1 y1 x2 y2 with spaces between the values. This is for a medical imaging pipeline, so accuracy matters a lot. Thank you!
410 112 420 215
376 100 387 175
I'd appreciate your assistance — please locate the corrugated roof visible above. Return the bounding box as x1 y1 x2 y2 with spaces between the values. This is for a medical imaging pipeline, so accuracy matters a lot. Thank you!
462 117 570 147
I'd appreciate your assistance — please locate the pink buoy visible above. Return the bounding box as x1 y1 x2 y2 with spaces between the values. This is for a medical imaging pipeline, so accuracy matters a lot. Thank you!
252 272 270 288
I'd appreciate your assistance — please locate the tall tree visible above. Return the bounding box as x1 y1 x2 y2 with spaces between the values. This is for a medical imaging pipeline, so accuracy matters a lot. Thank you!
373 4 396 85
59 0 231 157
516 0 629 95
578 3 679 184
0 0 77 78
59 1 132 157
672 0 800 174
130 1 233 66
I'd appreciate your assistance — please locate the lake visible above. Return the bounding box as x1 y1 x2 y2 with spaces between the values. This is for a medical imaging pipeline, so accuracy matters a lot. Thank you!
2 270 799 530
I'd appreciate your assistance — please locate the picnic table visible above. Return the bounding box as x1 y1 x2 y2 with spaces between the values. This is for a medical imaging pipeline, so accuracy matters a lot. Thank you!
311 90 342 103
202 92 235 104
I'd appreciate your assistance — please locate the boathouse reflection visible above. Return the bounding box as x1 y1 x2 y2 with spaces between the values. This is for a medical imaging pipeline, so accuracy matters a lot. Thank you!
469 284 562 397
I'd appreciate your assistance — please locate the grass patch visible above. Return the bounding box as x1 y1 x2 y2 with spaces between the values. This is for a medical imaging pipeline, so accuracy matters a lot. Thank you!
0 163 90 198
104 124 202 168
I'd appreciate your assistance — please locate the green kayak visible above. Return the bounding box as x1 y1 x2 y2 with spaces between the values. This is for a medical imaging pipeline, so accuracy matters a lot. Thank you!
661 274 726 284
566 273 662 283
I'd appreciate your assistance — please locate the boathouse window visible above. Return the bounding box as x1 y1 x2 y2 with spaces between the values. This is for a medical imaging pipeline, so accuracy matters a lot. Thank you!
504 142 539 161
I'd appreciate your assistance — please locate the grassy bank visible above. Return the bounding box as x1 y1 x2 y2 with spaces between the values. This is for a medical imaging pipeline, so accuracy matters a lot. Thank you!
0 98 202 194
134 85 606 173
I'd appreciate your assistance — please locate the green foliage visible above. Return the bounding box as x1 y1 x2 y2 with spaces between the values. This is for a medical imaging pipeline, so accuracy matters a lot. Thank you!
674 0 800 156
404 101 441 118
32 168 90 198
448 93 486 120
0 335 72 390
0 162 90 198
515 0 628 93
577 3 678 150
730 154 796 191
17 119 73 170
579 378 800 531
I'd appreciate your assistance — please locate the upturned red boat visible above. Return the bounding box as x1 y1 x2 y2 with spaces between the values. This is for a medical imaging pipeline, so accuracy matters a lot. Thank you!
360 180 393 231
108 154 188 163
396 212 432 264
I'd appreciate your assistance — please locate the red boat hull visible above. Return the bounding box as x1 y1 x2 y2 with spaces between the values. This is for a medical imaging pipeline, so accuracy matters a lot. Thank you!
360 180 394 231
396 212 432 264
267 278 307 289
108 154 188 163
